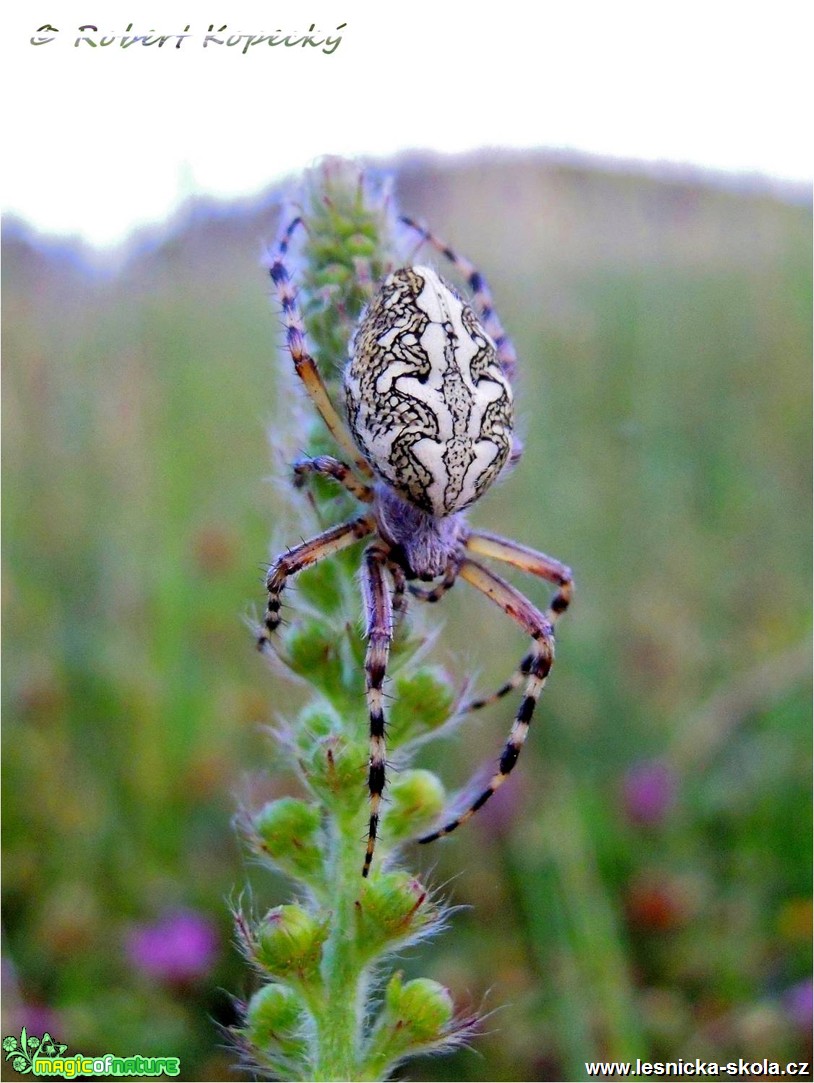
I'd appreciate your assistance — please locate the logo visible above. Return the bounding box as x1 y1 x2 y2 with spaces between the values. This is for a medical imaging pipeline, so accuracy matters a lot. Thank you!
3 1030 181 1078
4 1030 67 1074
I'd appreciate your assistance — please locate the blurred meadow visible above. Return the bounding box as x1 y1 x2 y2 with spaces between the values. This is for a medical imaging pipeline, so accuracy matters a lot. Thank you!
2 152 811 1080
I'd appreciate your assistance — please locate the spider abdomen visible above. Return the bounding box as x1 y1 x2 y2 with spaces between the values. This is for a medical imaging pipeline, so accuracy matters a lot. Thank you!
345 266 514 518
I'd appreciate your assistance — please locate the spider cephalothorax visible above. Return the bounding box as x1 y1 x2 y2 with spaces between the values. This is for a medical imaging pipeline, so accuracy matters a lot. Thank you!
260 214 573 877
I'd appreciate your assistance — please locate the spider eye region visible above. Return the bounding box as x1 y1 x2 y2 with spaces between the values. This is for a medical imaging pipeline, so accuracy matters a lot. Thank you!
344 266 514 517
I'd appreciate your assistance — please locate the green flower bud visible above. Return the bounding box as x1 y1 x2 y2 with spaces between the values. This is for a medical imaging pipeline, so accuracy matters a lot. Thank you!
355 872 435 954
384 973 455 1045
296 701 342 740
389 667 456 743
282 619 345 697
385 770 446 842
244 983 309 1057
364 973 462 1072
302 732 367 810
255 905 327 983
312 261 349 288
307 238 347 266
347 232 378 259
252 798 324 882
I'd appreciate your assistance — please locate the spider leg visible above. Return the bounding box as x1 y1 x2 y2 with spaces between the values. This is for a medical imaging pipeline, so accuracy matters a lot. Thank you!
408 556 459 603
417 557 555 844
412 535 571 715
388 559 409 630
459 652 534 713
398 215 518 381
451 532 571 713
292 454 374 503
258 514 375 651
465 530 573 622
270 218 372 476
361 543 396 877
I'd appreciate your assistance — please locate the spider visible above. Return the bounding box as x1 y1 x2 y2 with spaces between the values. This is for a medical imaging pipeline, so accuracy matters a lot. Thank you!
259 213 573 877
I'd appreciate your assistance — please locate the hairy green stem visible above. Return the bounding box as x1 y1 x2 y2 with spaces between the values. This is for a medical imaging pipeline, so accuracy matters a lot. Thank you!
314 813 366 1080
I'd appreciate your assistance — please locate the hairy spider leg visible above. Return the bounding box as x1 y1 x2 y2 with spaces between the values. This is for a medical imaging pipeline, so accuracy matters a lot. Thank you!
269 218 373 476
408 532 572 715
388 559 409 630
460 652 535 713
292 454 375 503
361 543 396 877
398 215 518 382
417 557 555 843
465 530 573 616
259 514 375 652
452 529 573 712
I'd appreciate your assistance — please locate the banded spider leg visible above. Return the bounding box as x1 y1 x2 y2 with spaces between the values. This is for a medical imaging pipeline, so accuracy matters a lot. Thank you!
410 531 571 842
268 218 373 478
399 214 519 383
361 543 400 877
258 514 376 651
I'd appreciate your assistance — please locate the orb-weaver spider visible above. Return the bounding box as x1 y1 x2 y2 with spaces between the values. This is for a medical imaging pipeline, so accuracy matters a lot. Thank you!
259 213 573 877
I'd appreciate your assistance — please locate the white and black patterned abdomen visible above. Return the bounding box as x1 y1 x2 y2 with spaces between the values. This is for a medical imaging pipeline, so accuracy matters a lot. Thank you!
344 266 514 517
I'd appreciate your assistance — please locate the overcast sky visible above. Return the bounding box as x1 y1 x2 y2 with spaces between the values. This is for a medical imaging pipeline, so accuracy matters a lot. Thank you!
2 0 811 248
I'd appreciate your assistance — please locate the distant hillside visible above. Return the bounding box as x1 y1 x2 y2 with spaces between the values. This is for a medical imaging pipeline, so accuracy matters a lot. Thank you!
4 148 809 282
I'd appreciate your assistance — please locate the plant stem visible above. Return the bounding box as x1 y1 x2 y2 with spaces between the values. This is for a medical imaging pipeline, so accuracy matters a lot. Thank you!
313 811 366 1081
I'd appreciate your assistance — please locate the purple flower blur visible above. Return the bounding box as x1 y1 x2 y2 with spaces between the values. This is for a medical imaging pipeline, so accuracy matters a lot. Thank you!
126 908 219 984
784 977 813 1031
622 759 677 826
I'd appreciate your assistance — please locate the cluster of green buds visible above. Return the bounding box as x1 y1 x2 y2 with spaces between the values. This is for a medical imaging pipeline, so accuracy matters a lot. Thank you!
232 160 478 1081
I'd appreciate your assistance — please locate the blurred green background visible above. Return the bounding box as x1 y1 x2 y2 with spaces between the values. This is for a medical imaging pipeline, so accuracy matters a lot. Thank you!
2 152 811 1081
